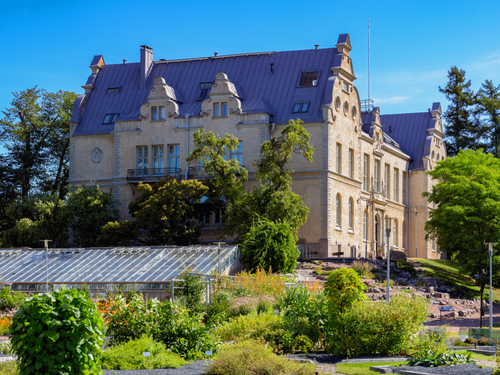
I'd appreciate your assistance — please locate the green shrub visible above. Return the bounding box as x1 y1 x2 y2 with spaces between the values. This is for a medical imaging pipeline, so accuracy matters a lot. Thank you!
478 337 490 346
0 287 27 311
256 299 273 314
101 335 185 370
0 361 18 375
465 337 478 344
98 220 139 246
215 311 280 343
10 289 104 374
106 294 220 361
241 218 300 273
452 338 470 346
351 260 374 278
325 294 429 357
276 284 328 352
204 291 231 326
410 331 448 358
176 271 206 314
205 340 316 375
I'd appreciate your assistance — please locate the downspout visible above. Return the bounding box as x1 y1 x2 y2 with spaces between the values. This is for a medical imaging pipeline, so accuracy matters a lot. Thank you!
185 115 190 180
408 169 412 258
270 123 276 139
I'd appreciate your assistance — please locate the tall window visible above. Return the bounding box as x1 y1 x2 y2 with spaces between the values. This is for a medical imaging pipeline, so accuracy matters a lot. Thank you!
394 168 399 202
403 221 407 249
168 144 180 170
152 107 158 121
222 103 228 116
230 141 243 166
384 164 390 198
348 149 354 178
152 145 164 174
363 154 369 190
160 106 165 120
336 194 341 227
363 210 368 241
136 146 148 174
374 159 381 192
393 221 398 247
402 172 407 205
336 143 342 174
348 198 354 230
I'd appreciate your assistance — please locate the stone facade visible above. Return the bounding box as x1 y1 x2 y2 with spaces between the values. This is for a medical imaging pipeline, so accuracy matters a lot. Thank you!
69 34 447 259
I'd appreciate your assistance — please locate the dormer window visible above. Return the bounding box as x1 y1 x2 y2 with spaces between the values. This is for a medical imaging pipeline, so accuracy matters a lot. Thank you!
198 82 212 100
298 71 319 87
108 87 120 94
213 102 228 117
292 102 310 113
102 113 119 124
342 81 350 93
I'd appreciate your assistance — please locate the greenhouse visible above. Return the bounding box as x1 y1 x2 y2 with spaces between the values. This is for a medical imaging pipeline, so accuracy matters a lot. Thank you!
0 245 241 296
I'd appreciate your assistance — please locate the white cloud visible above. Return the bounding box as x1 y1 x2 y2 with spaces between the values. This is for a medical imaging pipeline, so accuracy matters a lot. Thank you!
372 96 410 104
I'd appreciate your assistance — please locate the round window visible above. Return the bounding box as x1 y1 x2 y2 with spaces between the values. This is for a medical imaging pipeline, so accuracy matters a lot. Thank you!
343 101 349 116
352 105 357 120
335 96 341 112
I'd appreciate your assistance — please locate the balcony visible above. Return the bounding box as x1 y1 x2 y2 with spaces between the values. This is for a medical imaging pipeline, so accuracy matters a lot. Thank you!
127 166 246 183
127 168 182 182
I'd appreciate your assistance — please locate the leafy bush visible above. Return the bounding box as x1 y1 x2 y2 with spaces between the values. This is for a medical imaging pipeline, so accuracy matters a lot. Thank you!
204 291 231 326
464 337 478 344
478 336 493 346
241 218 300 273
0 316 12 335
0 287 27 311
215 311 280 343
0 361 18 375
98 220 139 246
205 340 317 375
351 260 375 278
106 294 220 361
325 294 429 357
410 331 448 358
176 271 206 314
452 338 470 346
408 351 474 367
10 289 104 374
101 335 185 370
396 260 417 277
256 299 273 314
276 284 328 352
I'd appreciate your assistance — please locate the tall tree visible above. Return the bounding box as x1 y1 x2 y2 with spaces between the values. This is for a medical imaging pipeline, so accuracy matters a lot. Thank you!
0 87 76 200
474 80 500 158
439 67 475 156
425 149 500 327
188 119 313 241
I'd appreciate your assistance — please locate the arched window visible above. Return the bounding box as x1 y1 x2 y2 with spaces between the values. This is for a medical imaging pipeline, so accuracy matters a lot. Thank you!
431 150 435 160
336 194 341 227
363 209 368 240
403 221 407 249
348 198 354 230
437 153 440 161
393 220 398 247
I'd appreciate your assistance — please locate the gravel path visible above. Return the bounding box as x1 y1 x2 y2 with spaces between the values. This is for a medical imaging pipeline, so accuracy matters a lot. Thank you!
389 363 493 374
102 360 209 375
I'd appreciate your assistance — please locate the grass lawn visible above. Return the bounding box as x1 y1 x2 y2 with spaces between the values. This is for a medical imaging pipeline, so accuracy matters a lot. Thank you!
411 258 500 302
335 361 407 374
453 350 496 361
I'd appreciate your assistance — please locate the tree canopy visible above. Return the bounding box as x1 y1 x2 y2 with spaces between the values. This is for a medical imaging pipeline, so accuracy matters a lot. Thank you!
425 149 500 325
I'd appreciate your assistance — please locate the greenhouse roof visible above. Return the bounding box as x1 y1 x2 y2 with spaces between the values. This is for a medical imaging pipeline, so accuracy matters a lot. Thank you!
0 246 240 284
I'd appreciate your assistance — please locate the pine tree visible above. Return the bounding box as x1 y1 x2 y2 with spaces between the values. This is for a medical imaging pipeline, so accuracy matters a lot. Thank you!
474 80 500 158
439 67 475 156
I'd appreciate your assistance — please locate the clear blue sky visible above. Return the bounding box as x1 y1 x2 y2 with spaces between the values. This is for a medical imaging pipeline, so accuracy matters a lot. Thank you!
1 0 499 128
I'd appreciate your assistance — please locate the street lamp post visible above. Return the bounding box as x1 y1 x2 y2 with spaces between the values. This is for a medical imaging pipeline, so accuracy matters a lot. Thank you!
486 242 497 332
385 217 396 302
414 208 418 258
41 240 52 292
365 203 369 259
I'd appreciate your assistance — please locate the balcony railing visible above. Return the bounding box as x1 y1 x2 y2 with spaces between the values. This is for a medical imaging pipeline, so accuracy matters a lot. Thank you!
127 166 246 183
127 168 182 182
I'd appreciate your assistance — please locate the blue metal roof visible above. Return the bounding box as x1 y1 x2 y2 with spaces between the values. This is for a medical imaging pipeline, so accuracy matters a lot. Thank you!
73 47 340 136
379 111 434 170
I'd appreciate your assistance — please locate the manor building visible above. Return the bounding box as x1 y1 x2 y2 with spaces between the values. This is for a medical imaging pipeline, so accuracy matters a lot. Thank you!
69 34 446 259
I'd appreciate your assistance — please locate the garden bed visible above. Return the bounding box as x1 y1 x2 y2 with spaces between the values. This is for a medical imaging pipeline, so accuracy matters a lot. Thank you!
102 360 208 375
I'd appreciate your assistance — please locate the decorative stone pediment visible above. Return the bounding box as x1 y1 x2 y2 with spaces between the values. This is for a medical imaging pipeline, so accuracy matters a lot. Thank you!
200 72 242 116
139 77 181 119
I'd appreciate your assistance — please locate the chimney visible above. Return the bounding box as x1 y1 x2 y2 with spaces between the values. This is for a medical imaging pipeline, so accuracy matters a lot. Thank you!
140 45 153 89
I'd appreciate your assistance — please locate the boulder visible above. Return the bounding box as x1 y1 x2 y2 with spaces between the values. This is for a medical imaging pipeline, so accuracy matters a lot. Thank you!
391 251 407 262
